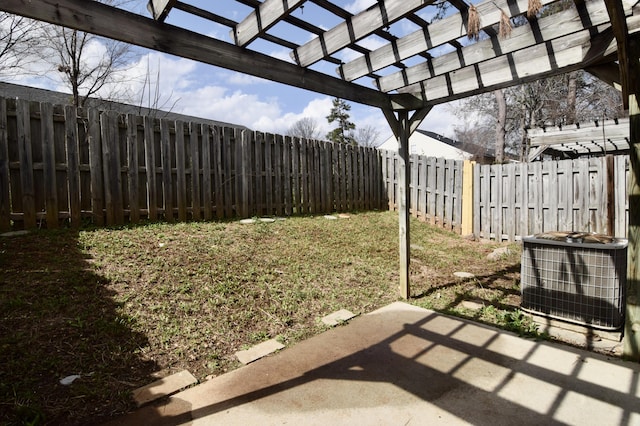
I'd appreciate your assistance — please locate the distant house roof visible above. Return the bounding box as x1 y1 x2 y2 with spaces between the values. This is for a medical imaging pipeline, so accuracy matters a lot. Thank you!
0 81 249 130
378 129 492 162
527 118 629 161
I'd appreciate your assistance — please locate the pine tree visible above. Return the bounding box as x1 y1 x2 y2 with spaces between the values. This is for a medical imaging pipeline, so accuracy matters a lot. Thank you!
326 97 356 145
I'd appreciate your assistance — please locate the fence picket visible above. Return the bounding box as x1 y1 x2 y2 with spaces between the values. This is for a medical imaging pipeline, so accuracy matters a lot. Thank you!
284 136 292 216
126 114 140 223
101 112 124 225
64 106 82 227
190 122 202 221
175 121 187 222
203 124 214 220
0 98 9 231
159 119 173 222
143 115 157 221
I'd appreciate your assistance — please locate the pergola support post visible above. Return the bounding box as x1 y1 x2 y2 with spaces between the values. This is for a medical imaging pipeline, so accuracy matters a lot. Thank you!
382 106 432 299
626 87 640 359
603 0 640 360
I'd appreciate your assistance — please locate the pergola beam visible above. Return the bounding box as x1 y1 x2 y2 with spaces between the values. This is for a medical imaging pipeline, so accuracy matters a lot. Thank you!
377 0 631 93
231 0 306 47
338 0 558 82
147 0 177 21
291 0 432 67
0 0 392 110
397 22 625 104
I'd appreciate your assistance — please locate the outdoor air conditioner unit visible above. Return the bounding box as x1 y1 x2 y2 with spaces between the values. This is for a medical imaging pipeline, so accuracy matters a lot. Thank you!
520 232 628 331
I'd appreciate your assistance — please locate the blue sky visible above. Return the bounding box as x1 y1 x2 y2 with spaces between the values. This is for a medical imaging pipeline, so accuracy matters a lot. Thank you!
3 0 464 144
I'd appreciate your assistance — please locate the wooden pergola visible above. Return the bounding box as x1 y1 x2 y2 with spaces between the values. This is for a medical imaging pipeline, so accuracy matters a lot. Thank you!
3 0 640 357
528 117 631 160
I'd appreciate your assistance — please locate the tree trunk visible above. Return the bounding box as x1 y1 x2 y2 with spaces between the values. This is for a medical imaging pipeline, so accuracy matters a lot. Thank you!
494 89 506 163
566 71 578 124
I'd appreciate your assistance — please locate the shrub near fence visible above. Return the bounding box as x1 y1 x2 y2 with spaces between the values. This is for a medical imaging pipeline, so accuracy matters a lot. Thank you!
0 97 386 230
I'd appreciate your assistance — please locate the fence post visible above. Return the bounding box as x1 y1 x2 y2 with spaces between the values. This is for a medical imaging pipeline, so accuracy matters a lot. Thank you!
461 160 474 236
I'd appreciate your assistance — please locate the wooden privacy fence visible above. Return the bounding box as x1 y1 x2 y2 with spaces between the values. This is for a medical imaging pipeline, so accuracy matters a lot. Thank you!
381 150 464 232
0 96 630 239
473 156 629 241
0 97 385 230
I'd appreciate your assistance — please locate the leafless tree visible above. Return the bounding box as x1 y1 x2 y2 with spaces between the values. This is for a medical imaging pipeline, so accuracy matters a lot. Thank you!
354 125 381 147
35 0 139 108
453 70 624 162
137 55 180 119
287 117 321 140
39 23 136 108
0 12 41 76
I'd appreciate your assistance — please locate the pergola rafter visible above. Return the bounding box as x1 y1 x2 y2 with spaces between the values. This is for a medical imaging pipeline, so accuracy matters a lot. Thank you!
2 0 640 357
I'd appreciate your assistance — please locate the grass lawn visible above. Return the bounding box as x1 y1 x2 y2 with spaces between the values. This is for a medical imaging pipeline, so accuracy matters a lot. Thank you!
0 211 524 425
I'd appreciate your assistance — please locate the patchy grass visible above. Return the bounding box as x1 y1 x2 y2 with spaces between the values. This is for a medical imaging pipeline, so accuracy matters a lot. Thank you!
0 211 524 425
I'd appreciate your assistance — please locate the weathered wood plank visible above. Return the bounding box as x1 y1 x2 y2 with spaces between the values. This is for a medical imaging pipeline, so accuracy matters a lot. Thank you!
64 106 82 227
265 132 273 215
241 130 252 217
300 138 309 214
283 135 292 216
203 124 214 220
397 111 411 299
345 145 353 211
160 119 174 222
189 122 201 221
398 16 639 104
292 0 430 67
274 134 283 216
615 155 628 237
504 163 515 241
312 141 321 214
322 142 331 213
16 99 36 229
223 127 233 218
291 137 300 214
143 115 157 221
147 0 177 21
126 114 140 223
0 98 9 231
175 121 187 222
254 132 265 216
378 0 624 92
339 0 557 81
101 112 124 225
427 157 436 225
88 108 104 226
231 0 305 47
410 154 418 218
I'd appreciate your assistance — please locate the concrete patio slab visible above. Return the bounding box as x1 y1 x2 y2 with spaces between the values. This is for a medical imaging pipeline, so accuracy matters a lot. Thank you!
108 302 640 425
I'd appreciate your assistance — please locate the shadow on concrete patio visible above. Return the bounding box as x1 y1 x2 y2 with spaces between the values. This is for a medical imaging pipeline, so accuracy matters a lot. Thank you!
109 302 640 425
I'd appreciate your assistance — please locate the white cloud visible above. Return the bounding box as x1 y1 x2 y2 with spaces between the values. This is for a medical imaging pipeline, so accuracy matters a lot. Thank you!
225 72 269 86
345 0 377 14
419 102 464 138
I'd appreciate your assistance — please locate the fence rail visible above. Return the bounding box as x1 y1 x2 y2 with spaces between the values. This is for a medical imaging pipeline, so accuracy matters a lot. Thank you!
0 97 385 230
